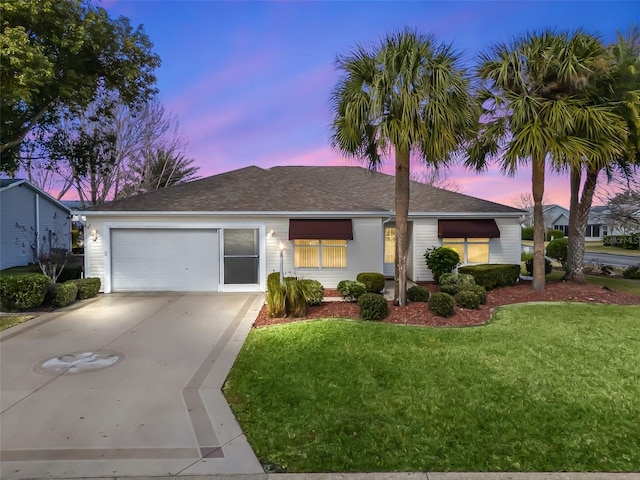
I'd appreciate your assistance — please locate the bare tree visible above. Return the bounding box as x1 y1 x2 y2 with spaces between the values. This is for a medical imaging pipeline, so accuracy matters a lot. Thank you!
508 192 552 228
598 169 640 234
410 167 462 193
22 96 196 206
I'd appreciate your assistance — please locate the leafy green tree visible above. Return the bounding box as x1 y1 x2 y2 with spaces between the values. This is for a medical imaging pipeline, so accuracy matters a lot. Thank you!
0 0 160 173
330 29 473 305
467 30 625 291
565 26 640 282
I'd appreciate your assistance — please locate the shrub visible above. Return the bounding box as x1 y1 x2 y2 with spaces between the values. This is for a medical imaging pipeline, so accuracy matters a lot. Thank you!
546 238 568 267
463 284 487 305
521 251 533 262
356 272 385 293
284 277 308 317
407 285 429 302
438 273 476 295
266 273 286 317
57 264 83 283
428 292 454 317
300 279 324 306
424 246 460 283
603 234 640 250
458 264 520 290
547 229 565 241
68 278 101 299
337 280 366 302
622 264 640 280
51 282 78 308
0 273 50 310
358 293 388 321
455 289 481 309
521 226 534 241
525 257 553 276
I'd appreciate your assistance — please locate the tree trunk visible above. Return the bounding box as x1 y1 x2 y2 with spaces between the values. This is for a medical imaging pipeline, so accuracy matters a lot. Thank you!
394 147 410 306
566 165 599 283
532 156 546 291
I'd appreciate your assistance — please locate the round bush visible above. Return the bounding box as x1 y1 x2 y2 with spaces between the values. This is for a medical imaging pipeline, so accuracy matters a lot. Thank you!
356 272 385 293
525 257 552 276
428 292 454 318
439 273 476 295
407 285 429 302
52 282 79 307
69 278 101 299
424 247 461 284
463 284 487 305
358 293 388 321
546 237 568 267
455 289 481 310
337 280 366 302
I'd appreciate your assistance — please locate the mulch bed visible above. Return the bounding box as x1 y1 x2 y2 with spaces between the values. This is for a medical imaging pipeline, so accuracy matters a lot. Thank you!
253 279 640 328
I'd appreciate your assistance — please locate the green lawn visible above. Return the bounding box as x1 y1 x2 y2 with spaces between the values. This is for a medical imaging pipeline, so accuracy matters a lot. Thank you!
224 304 640 472
0 315 35 332
521 240 640 257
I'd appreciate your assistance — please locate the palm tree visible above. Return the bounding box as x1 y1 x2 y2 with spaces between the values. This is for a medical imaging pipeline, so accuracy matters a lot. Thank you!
565 26 640 282
467 29 625 291
330 29 473 306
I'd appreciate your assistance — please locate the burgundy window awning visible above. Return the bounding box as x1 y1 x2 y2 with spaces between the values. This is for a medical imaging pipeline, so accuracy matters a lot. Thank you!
438 219 500 238
289 219 353 240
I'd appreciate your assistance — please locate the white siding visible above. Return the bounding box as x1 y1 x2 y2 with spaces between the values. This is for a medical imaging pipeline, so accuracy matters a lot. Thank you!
84 214 385 292
406 222 414 280
410 217 522 282
491 218 522 265
411 219 440 282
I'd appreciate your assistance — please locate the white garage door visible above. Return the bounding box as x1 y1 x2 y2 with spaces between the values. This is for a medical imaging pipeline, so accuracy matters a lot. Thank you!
111 229 219 292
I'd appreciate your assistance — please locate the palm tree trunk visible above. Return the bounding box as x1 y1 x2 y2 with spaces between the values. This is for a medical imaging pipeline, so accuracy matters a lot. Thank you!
394 147 410 306
532 156 546 291
566 165 599 283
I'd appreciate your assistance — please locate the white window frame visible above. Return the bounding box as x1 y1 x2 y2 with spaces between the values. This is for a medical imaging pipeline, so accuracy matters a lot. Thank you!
441 237 491 264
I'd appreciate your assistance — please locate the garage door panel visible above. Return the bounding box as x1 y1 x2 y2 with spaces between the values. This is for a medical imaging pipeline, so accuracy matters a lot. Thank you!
111 229 218 292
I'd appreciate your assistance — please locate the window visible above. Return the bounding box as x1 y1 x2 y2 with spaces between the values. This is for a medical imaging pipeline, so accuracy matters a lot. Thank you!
223 229 259 284
384 227 395 263
585 225 600 237
294 239 347 268
442 237 490 264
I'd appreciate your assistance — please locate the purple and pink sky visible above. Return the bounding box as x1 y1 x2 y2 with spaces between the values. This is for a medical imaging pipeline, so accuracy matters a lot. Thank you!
100 0 637 208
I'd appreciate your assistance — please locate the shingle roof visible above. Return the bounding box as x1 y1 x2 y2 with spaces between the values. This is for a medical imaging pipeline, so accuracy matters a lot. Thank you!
88 165 523 215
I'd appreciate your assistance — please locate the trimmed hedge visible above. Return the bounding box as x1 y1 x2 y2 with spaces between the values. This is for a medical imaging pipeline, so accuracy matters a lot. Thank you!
455 289 481 310
547 229 565 241
428 292 454 317
438 273 476 295
337 280 366 302
358 293 388 321
68 278 101 299
0 273 50 310
463 284 487 305
356 272 385 293
622 264 640 280
521 226 534 241
458 264 520 290
407 285 429 302
52 282 79 307
603 234 640 250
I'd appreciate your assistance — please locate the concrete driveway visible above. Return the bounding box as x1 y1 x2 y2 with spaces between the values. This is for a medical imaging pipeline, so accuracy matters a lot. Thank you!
0 292 265 478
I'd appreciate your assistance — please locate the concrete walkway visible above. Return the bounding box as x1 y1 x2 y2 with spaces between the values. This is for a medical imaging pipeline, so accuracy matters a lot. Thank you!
0 293 265 478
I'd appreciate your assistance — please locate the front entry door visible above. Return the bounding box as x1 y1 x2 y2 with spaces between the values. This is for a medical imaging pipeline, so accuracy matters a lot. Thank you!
383 224 395 277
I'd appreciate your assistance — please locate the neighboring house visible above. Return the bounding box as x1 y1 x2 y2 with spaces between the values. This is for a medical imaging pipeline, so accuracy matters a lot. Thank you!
0 179 71 270
544 204 627 241
78 166 525 293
